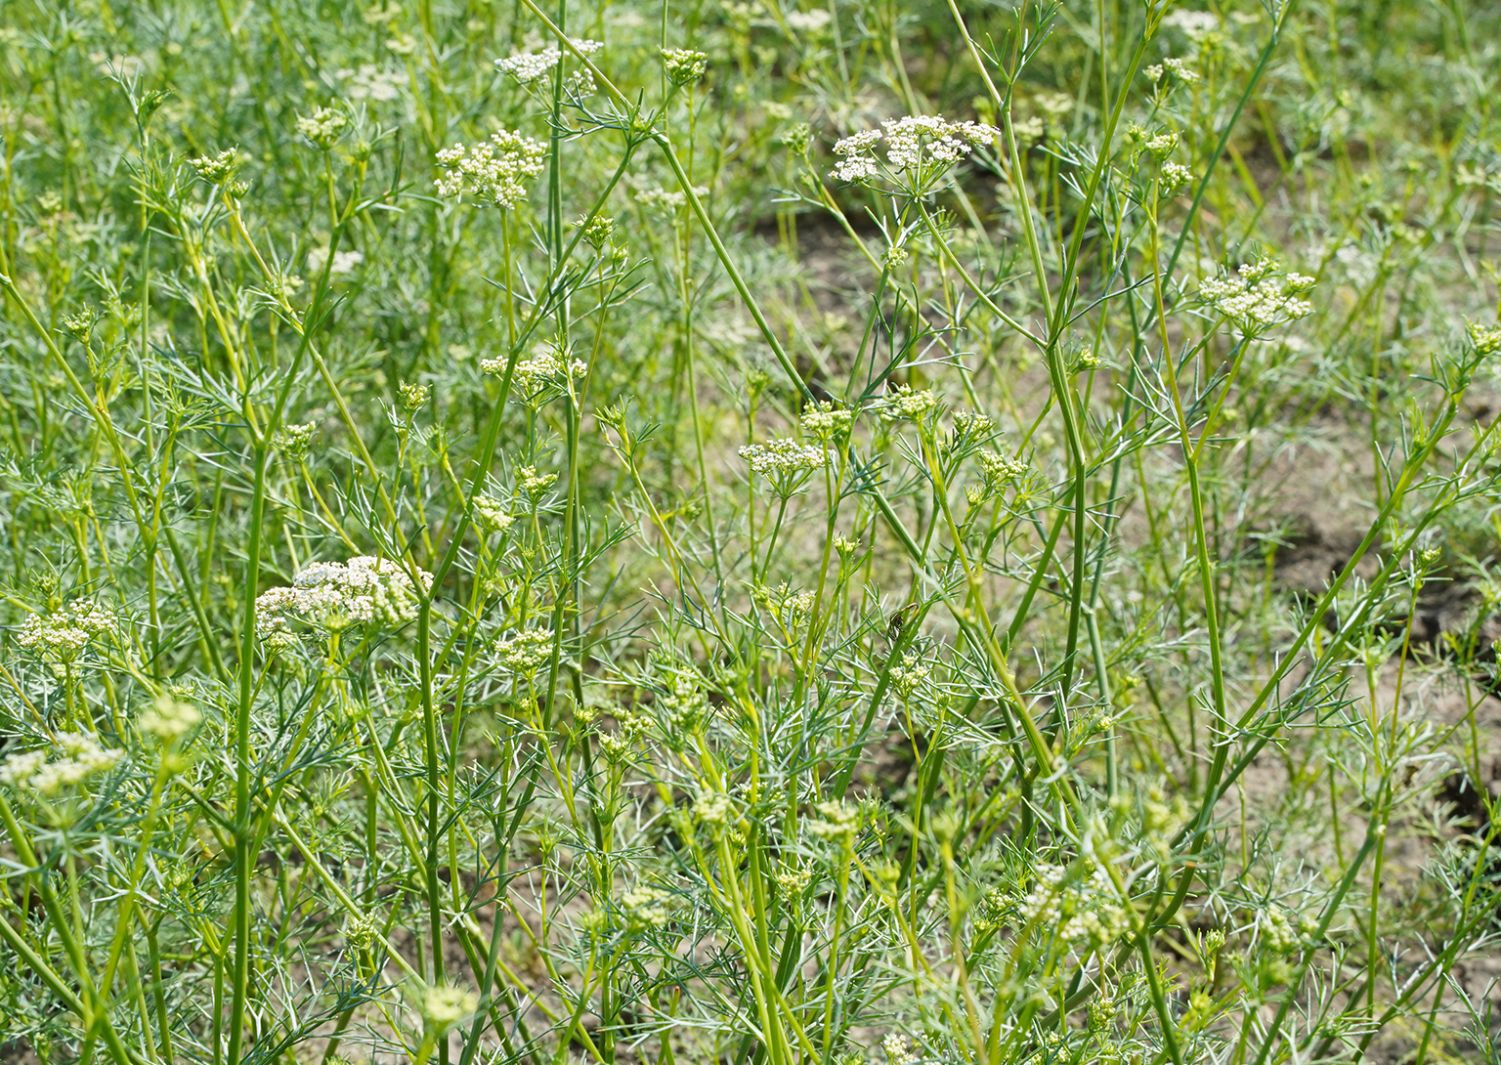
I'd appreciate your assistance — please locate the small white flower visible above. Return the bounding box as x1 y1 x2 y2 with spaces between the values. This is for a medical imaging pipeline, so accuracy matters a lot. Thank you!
307 246 363 277
829 116 999 189
738 439 825 476
1467 321 1501 356
881 385 937 421
1199 259 1316 331
497 628 553 675
1162 9 1219 40
473 494 515 533
495 39 603 84
883 1034 919 1065
1160 162 1194 194
335 64 405 103
799 401 853 440
693 790 732 824
255 556 431 640
296 106 347 148
890 654 931 698
785 9 832 34
16 600 115 667
806 800 859 839
1 733 123 797
435 129 547 208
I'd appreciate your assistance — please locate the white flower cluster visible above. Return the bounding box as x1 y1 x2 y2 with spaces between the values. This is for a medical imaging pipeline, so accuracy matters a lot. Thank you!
1013 115 1046 143
1457 164 1497 192
598 705 652 760
738 439 825 476
335 63 404 103
784 9 832 34
277 421 318 456
1199 259 1316 330
255 556 431 639
0 733 122 796
307 246 363 277
190 149 240 183
882 1034 919 1065
473 493 515 533
693 789 732 824
481 346 587 393
635 185 707 213
497 628 553 675
1035 91 1074 121
1144 130 1178 156
881 385 938 421
661 48 708 85
1162 8 1219 39
296 106 347 148
1160 161 1194 194
496 38 602 83
830 130 881 182
890 654 932 698
951 410 995 437
883 115 997 168
518 466 556 496
830 115 999 186
658 670 709 732
16 600 114 666
399 381 429 410
1145 56 1199 84
435 129 547 208
1467 321 1501 356
978 451 1029 492
1018 863 1130 952
774 863 811 896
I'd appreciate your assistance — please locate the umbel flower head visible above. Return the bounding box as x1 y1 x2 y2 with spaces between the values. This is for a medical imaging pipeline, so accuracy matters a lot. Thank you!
0 733 122 797
421 984 478 1031
1198 258 1316 333
296 106 347 149
739 438 825 498
661 47 708 85
16 599 114 670
830 115 999 194
496 38 603 84
255 556 432 642
738 438 824 477
435 129 547 208
497 628 553 677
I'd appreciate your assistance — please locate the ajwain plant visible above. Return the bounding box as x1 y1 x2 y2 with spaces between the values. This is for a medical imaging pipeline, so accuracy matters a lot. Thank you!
1 0 1500 1064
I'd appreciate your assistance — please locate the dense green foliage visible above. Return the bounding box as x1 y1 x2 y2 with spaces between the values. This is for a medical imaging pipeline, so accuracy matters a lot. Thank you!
2 1 1501 1063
